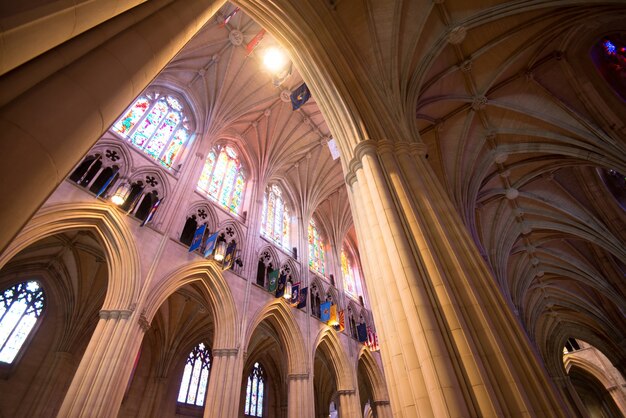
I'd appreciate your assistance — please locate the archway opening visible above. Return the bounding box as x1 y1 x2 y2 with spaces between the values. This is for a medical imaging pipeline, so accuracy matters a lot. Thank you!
314 343 339 418
0 231 108 417
241 320 289 417
120 283 216 417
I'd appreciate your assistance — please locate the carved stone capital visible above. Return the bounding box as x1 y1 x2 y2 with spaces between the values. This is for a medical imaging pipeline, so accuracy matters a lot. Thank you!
99 309 133 320
212 348 239 357
138 314 151 332
288 373 309 381
373 399 391 406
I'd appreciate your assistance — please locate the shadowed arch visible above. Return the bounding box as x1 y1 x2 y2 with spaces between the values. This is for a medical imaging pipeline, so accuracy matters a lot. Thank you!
0 202 140 311
358 347 390 403
314 328 354 391
142 260 238 349
245 300 306 374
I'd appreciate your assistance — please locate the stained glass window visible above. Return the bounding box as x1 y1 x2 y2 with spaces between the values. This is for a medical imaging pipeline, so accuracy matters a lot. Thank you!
0 281 45 364
244 362 265 417
112 92 191 169
260 185 290 248
308 219 326 276
197 145 246 214
591 35 626 101
341 247 363 299
177 343 212 407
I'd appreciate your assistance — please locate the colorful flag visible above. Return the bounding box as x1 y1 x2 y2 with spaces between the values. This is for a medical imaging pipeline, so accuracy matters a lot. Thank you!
246 29 266 55
140 197 163 227
203 232 220 258
95 167 119 197
290 283 301 306
297 287 308 309
328 305 339 326
338 310 345 332
290 83 311 110
219 7 239 26
223 241 237 269
320 301 331 322
275 273 287 298
357 323 368 343
267 269 279 292
189 224 206 252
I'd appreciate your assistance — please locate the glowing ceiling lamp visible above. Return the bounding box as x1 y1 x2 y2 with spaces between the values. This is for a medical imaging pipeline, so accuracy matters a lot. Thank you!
263 47 288 74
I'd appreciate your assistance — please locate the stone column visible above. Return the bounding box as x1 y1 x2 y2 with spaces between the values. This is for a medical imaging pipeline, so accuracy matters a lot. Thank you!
373 400 392 418
0 0 226 253
56 309 145 418
204 348 241 418
0 0 150 75
288 373 313 418
345 139 568 417
136 377 168 418
337 389 361 418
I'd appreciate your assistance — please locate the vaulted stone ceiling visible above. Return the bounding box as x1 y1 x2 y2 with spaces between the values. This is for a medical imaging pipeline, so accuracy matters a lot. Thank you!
153 0 624 374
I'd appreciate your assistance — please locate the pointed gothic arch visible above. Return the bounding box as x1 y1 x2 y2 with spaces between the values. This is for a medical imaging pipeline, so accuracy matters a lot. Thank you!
142 261 238 349
313 328 354 392
244 300 307 375
0 202 140 310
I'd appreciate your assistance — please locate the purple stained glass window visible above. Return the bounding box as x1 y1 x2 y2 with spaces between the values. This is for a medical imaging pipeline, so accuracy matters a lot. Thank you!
261 185 290 249
0 281 45 364
591 35 626 101
244 362 265 417
197 145 245 214
177 342 212 406
112 93 191 168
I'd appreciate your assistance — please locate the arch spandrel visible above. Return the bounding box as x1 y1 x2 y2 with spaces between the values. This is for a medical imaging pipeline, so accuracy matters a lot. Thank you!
141 260 238 350
244 299 307 375
0 202 141 311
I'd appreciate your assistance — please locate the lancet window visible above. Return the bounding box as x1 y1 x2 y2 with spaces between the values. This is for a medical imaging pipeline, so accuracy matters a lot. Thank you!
0 281 45 364
591 35 626 100
177 343 212 406
112 93 191 169
260 184 290 249
341 246 363 299
308 218 326 276
197 145 245 214
244 362 266 417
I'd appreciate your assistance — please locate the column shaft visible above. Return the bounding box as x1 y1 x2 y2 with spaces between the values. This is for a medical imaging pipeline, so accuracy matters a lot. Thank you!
0 0 226 253
204 349 241 418
56 310 144 418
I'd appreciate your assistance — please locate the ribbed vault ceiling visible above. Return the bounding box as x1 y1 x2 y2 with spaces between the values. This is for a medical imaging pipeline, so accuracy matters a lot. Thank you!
154 0 625 370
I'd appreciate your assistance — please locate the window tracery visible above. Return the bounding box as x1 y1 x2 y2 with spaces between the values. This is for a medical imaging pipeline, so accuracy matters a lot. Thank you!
244 362 265 417
0 281 45 364
177 342 212 406
261 184 290 249
112 92 191 169
198 145 246 214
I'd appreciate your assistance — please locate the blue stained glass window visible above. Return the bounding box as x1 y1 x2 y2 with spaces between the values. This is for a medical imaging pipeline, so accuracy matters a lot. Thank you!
0 281 45 364
244 362 265 417
177 343 212 406
112 93 191 169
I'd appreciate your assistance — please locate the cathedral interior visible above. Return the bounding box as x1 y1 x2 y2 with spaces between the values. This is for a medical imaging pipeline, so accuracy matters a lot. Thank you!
0 1 625 417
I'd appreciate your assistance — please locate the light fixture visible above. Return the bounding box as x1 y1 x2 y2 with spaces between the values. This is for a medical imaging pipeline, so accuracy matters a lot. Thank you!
214 240 227 262
263 47 288 74
111 183 130 205
283 280 292 300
